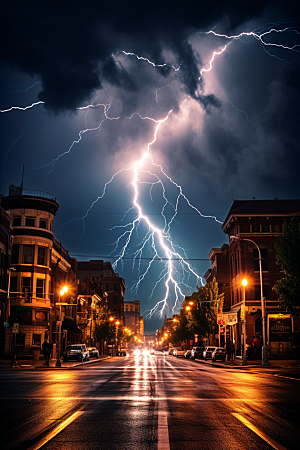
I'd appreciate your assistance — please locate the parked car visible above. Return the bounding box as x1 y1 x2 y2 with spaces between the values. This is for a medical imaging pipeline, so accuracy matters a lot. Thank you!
190 347 205 360
116 350 126 356
184 350 191 359
87 347 99 358
63 344 89 362
211 347 226 362
203 346 217 360
174 348 186 357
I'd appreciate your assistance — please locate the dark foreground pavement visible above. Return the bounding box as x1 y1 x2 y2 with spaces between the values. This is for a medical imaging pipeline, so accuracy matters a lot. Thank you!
1 352 300 449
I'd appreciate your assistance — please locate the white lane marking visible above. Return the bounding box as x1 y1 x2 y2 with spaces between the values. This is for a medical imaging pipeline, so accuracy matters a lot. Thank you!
158 406 170 450
232 413 288 450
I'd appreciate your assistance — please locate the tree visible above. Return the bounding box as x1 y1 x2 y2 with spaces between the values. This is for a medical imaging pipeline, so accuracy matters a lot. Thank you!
186 278 224 341
94 316 116 354
273 222 300 317
170 313 190 346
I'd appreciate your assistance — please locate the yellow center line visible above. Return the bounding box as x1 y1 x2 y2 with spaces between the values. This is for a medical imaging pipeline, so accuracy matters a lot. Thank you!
27 410 84 450
232 413 287 450
274 374 300 381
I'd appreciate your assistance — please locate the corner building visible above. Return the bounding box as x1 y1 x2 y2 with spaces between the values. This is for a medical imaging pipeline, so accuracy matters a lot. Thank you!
1 185 59 355
222 199 300 359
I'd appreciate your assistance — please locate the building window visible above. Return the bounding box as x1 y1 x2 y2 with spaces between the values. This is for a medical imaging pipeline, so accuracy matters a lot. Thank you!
10 276 18 298
13 216 21 226
255 285 269 300
23 245 34 264
37 247 46 266
113 296 118 304
253 249 268 271
32 333 41 346
262 225 269 233
272 224 282 233
39 218 47 229
252 225 260 233
25 217 35 227
22 277 32 302
36 279 45 298
114 284 118 292
11 244 19 264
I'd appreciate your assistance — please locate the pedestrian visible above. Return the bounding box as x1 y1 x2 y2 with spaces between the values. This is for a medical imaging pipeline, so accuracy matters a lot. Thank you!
42 339 53 366
252 335 260 360
225 339 231 362
230 342 236 361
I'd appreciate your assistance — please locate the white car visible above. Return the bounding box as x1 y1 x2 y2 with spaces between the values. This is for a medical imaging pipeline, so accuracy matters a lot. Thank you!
173 348 187 357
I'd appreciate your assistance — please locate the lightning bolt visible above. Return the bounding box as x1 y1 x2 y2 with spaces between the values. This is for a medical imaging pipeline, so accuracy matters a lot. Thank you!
1 19 299 320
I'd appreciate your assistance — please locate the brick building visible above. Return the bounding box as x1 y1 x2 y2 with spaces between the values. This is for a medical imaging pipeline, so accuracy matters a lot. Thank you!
222 199 300 358
78 260 125 322
124 300 140 335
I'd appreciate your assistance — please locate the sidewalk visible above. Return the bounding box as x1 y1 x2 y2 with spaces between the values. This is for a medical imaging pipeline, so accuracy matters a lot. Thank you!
0 355 110 370
195 357 300 369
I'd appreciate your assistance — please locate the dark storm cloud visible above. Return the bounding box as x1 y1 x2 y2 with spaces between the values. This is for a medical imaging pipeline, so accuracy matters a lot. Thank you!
0 0 273 113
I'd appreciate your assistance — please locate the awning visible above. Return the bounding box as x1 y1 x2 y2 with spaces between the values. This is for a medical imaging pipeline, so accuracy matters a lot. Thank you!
61 318 82 333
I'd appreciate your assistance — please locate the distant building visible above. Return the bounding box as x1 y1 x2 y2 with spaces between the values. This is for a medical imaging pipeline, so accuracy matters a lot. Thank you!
0 204 11 357
78 260 125 322
204 244 231 312
222 199 300 358
124 300 140 335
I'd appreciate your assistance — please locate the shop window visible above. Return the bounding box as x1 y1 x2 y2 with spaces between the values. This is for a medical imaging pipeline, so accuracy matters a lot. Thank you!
11 244 19 264
37 246 46 266
32 333 41 346
22 277 32 302
25 217 35 227
36 279 45 298
23 245 34 264
253 248 268 271
39 218 47 229
13 216 21 226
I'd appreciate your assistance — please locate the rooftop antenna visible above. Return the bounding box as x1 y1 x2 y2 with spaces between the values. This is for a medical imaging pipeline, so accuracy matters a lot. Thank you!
231 188 234 202
21 165 24 193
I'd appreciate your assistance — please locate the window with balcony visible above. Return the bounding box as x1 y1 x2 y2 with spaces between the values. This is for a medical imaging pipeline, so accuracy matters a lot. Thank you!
23 245 34 264
11 244 19 264
25 217 35 227
253 248 268 271
255 285 269 300
39 218 47 229
37 247 46 266
36 279 45 298
22 277 32 302
13 216 21 226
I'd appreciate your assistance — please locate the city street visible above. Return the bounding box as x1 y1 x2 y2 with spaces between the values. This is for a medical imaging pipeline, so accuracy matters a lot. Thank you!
1 352 300 450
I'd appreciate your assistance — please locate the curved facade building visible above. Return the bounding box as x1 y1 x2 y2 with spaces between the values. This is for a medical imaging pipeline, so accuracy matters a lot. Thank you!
1 185 59 355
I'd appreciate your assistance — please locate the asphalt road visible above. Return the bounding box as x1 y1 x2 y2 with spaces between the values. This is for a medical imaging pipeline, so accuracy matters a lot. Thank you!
1 352 300 450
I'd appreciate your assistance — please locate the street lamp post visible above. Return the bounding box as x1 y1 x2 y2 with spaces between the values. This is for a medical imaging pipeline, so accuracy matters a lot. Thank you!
55 285 68 367
242 279 248 366
230 236 269 366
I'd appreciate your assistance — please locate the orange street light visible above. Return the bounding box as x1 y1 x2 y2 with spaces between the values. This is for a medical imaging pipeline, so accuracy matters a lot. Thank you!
242 278 248 287
186 306 191 311
109 317 114 322
189 301 194 306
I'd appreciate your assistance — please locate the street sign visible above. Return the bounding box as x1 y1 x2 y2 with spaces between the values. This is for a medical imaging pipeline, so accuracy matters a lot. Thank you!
12 323 19 334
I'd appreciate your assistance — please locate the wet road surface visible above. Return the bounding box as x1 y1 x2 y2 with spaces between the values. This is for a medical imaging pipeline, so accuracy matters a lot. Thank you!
1 352 300 449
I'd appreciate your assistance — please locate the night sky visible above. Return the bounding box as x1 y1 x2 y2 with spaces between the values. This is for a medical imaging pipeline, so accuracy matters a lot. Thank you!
1 1 299 332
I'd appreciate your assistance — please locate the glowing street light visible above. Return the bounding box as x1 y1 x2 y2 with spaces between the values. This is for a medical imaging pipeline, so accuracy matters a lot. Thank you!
56 285 69 367
230 236 269 366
